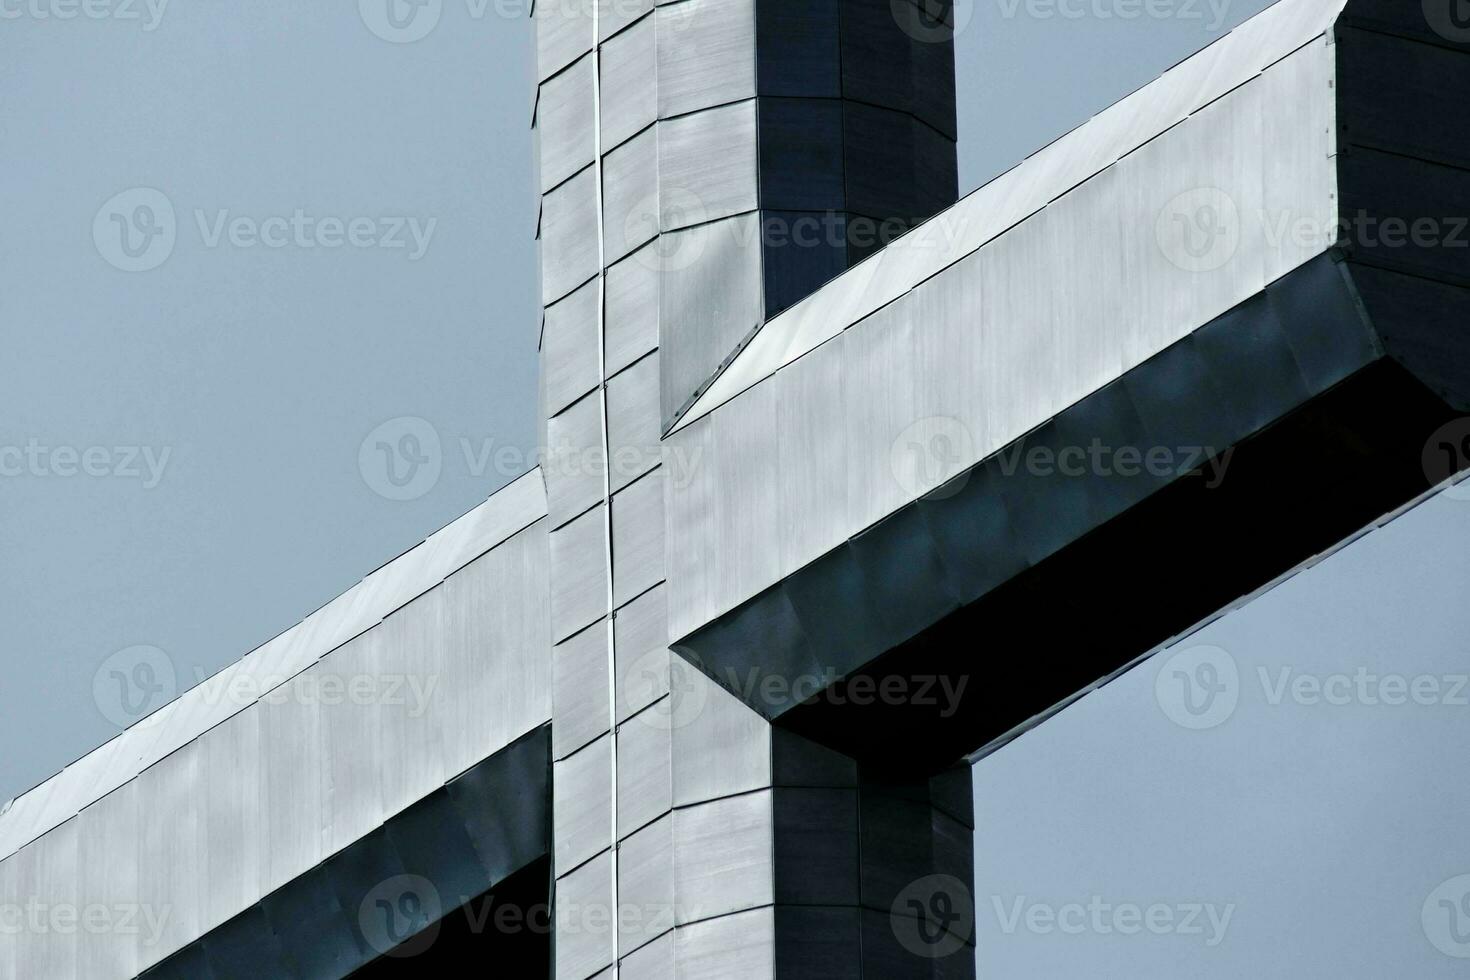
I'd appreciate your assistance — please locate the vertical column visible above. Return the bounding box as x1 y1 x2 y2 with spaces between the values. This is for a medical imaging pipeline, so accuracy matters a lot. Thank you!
534 1 960 977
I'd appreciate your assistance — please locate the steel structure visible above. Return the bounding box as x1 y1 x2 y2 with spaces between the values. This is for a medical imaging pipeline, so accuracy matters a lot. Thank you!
2 0 1468 975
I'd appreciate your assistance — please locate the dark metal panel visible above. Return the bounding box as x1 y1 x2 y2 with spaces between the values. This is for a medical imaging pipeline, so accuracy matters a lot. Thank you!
758 99 845 212
773 788 859 906
447 726 553 884
755 0 840 97
261 865 360 979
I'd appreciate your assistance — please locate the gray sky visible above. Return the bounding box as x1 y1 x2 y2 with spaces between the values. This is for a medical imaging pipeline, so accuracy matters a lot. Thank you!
974 485 1470 976
0 0 1276 809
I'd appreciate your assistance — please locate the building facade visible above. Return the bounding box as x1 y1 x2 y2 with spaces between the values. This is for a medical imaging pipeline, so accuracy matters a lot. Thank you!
2 0 1469 975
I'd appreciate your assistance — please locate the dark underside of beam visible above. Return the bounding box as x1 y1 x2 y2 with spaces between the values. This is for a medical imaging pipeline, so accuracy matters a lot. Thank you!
671 252 1469 777
776 358 1459 772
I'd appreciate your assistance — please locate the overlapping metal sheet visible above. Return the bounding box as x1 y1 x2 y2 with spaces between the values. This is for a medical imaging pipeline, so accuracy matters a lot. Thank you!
673 0 1349 433
666 33 1342 643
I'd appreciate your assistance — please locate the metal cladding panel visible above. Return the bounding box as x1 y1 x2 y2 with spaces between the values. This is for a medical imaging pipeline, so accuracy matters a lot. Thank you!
665 36 1341 638
600 13 656 150
546 392 605 527
770 333 852 575
600 0 654 40
671 677 771 807
604 127 661 263
258 672 327 899
437 523 553 781
553 733 613 873
657 102 759 230
536 0 594 83
200 702 267 930
658 213 765 425
841 292 921 534
374 588 450 822
621 928 674 980
554 620 612 760
542 167 601 307
75 779 143 979
606 247 660 378
672 0 1348 434
0 844 15 979
755 0 840 98
672 790 774 925
617 814 675 954
14 818 77 978
136 740 206 964
612 471 667 609
655 0 755 119
664 413 717 642
617 706 672 838
708 377 781 621
673 906 775 980
539 55 597 192
608 353 662 492
544 278 602 419
550 503 611 643
555 850 616 980
614 583 670 723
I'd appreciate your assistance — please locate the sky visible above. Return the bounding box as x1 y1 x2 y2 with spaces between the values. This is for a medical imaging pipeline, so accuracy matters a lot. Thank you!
0 0 1282 816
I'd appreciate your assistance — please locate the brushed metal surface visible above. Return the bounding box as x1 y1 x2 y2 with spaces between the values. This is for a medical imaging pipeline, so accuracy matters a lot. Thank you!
616 706 672 838
672 790 774 925
541 166 600 307
599 13 656 150
554 733 614 874
550 503 611 643
658 213 764 425
544 278 602 419
555 849 617 980
657 101 759 231
671 678 771 807
546 392 606 528
603 126 660 263
536 0 595 83
612 470 666 609
607 351 661 493
655 0 755 119
554 620 613 760
673 905 775 980
620 928 674 980
539 54 597 192
614 583 669 722
605 247 660 379
616 814 674 954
